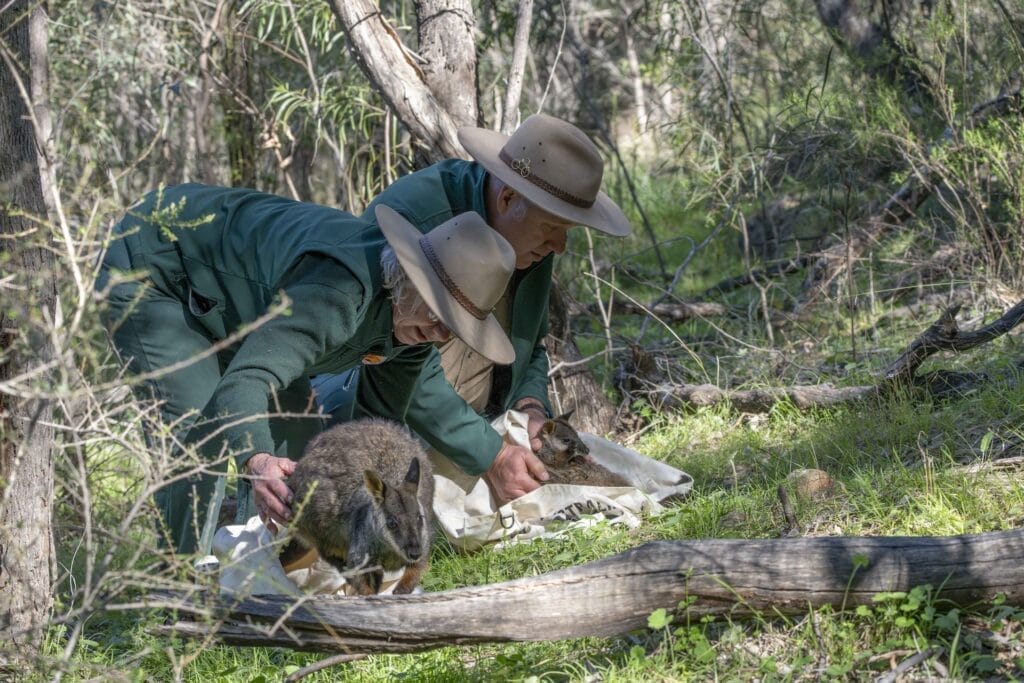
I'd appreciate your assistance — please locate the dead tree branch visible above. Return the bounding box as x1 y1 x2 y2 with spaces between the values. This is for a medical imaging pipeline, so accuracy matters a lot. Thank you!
643 382 878 413
883 299 1024 383
703 255 814 297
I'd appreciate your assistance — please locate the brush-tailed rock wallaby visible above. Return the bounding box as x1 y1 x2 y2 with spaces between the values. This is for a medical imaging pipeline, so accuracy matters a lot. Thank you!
283 419 435 595
536 412 631 488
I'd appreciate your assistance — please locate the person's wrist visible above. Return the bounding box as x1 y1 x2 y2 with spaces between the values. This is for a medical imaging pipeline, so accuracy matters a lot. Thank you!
516 399 549 417
245 452 271 475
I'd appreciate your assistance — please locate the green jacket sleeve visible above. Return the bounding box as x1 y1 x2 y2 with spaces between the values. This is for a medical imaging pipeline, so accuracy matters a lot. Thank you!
400 348 505 475
191 257 367 468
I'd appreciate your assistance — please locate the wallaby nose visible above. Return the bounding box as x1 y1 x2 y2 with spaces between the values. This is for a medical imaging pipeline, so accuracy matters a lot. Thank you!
406 545 422 561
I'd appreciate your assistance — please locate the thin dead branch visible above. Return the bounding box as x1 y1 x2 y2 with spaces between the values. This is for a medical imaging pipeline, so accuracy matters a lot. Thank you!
705 256 814 298
625 298 1024 414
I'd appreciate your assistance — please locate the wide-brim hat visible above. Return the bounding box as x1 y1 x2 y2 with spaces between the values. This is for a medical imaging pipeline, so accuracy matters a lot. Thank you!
458 114 633 237
375 204 516 365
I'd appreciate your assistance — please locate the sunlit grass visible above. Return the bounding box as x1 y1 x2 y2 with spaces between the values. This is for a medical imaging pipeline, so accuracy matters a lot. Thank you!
43 367 1024 681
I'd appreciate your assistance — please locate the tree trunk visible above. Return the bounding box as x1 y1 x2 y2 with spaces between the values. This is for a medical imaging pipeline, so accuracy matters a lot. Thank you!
413 0 478 128
157 528 1024 653
327 0 465 162
814 0 934 103
694 0 732 118
0 0 57 661
195 0 229 185
547 282 617 435
222 2 259 188
501 0 534 134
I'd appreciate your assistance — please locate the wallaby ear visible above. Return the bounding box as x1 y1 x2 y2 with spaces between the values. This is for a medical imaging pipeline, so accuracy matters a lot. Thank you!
404 457 421 487
364 470 386 504
541 419 556 435
556 409 575 422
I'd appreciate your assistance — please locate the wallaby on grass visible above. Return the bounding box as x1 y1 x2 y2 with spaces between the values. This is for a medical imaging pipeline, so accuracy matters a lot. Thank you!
536 412 631 488
281 419 435 595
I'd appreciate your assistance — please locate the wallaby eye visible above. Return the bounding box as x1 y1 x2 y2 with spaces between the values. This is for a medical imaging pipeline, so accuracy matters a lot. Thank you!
386 517 399 531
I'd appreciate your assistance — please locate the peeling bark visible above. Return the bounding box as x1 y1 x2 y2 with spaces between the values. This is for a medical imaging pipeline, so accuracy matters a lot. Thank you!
414 0 478 128
327 0 465 162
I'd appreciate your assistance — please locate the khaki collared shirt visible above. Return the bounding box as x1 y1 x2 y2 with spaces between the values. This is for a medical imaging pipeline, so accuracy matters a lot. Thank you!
437 288 512 412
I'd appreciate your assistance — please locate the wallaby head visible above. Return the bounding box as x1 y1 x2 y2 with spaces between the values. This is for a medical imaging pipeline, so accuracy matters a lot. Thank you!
362 456 428 563
538 410 589 466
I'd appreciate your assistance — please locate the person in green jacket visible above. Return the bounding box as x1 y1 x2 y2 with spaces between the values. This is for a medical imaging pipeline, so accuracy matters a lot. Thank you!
97 185 516 554
310 114 634 509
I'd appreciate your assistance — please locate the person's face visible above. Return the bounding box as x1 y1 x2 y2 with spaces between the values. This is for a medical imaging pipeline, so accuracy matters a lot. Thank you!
491 190 576 269
392 287 452 345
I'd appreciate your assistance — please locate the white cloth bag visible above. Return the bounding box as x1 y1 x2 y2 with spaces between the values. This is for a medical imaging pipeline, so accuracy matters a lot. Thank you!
431 410 693 550
213 515 406 597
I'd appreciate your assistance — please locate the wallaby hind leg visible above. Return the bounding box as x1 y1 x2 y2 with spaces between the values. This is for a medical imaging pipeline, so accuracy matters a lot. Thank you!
393 558 429 594
347 567 384 595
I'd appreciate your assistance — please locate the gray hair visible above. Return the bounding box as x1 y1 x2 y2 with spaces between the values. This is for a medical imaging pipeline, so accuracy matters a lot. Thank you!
493 176 530 223
380 245 409 305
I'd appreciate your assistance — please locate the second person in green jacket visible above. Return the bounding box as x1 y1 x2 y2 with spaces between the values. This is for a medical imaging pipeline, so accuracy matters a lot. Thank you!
98 185 517 553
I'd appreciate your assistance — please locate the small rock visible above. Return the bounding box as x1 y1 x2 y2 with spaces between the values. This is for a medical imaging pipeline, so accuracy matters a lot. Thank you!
786 468 834 500
718 509 748 531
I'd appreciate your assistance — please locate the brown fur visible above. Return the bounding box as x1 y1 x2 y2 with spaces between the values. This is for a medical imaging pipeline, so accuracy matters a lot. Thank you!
283 419 434 595
537 412 631 488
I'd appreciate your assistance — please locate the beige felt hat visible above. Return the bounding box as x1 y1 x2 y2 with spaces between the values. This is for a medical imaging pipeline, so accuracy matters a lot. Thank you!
458 114 633 237
375 204 516 365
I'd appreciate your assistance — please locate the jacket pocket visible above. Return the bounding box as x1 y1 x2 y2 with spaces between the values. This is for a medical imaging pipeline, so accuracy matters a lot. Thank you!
182 261 228 340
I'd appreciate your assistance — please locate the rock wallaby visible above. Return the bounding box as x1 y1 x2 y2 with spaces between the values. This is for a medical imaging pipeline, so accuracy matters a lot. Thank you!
283 419 435 595
536 412 631 488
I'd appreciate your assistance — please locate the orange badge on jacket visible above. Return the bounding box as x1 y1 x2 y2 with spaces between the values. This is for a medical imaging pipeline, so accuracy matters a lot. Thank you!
361 353 386 365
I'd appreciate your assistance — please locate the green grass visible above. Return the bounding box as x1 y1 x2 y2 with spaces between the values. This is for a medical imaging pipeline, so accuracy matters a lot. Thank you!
36 372 1024 680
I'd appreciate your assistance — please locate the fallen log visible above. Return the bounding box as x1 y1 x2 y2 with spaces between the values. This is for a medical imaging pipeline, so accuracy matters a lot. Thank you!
580 300 728 322
644 381 878 413
154 529 1024 653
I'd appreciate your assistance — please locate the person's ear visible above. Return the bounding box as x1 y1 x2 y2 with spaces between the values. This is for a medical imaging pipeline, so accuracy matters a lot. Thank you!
495 185 518 215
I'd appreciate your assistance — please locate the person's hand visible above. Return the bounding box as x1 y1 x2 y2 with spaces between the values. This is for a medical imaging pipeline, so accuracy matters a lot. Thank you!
514 399 549 452
245 452 296 533
483 441 549 507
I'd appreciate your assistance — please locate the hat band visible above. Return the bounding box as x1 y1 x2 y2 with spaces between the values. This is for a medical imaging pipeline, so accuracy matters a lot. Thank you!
418 237 489 321
498 148 596 209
